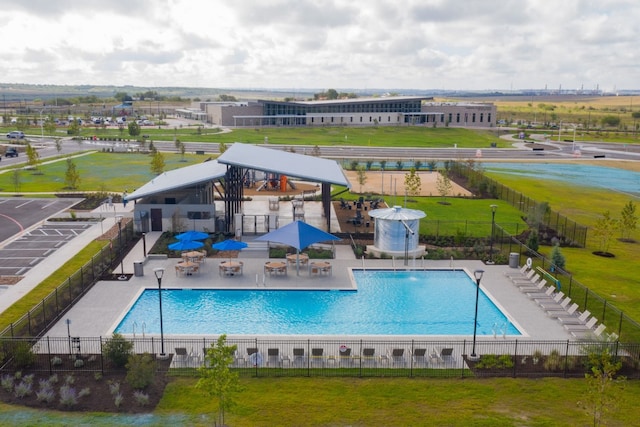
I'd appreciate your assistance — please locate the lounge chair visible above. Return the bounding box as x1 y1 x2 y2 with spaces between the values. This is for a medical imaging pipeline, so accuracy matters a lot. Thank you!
267 348 282 367
525 286 555 299
564 317 598 332
558 310 591 325
512 272 539 284
412 348 428 366
504 264 529 278
547 302 579 317
539 296 571 311
517 278 547 291
311 348 324 367
571 323 607 339
292 348 306 367
361 348 377 367
535 291 565 306
247 347 263 367
338 347 353 367
389 348 405 367
438 347 454 364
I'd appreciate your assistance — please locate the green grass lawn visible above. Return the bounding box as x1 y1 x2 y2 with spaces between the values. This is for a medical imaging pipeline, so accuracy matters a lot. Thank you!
1 377 635 426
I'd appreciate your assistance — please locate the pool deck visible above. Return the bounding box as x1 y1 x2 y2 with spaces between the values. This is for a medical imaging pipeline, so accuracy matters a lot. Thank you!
43 230 576 342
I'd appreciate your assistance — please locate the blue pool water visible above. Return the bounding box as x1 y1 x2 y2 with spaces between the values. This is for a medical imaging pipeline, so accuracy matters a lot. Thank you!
115 270 520 336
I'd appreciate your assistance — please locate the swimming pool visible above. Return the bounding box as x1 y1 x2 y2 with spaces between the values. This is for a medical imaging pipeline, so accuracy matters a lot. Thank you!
114 269 520 336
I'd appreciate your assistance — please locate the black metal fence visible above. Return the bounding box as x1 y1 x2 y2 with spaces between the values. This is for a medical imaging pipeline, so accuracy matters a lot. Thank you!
2 336 638 379
491 227 640 343
0 221 135 339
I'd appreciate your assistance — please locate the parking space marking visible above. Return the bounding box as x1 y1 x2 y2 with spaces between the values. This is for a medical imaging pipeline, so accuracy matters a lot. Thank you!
16 200 35 209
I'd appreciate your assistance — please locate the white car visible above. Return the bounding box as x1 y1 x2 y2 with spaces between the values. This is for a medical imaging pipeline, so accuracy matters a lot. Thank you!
6 131 25 139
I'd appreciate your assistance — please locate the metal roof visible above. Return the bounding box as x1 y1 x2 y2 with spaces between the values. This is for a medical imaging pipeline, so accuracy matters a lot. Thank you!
125 160 227 201
368 206 426 220
217 143 351 187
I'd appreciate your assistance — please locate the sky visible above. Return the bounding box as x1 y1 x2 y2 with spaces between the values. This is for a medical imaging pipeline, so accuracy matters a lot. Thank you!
0 0 638 92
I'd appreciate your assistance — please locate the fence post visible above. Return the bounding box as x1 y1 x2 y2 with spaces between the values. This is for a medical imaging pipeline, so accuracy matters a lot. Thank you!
563 340 570 378
602 300 607 324
512 340 518 378
100 337 104 375
47 336 52 376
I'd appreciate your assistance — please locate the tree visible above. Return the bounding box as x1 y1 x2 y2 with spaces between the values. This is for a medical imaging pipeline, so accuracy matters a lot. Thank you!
619 200 637 242
436 169 452 203
150 151 165 175
43 116 57 135
592 211 619 255
526 229 539 254
549 243 565 271
64 158 81 189
68 119 81 136
527 202 549 232
11 169 21 192
583 349 625 427
54 138 62 153
128 121 141 137
219 142 228 154
25 143 41 172
196 335 241 426
404 167 421 197
601 115 620 127
355 165 367 193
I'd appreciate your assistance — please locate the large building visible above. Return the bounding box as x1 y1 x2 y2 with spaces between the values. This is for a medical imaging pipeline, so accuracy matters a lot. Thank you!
200 96 496 128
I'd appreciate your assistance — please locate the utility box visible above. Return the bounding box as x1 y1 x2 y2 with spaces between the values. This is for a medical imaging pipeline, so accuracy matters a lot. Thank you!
509 253 519 269
133 261 144 277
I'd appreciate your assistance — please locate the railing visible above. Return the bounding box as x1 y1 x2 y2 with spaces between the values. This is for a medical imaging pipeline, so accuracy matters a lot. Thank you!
3 336 638 379
0 221 136 339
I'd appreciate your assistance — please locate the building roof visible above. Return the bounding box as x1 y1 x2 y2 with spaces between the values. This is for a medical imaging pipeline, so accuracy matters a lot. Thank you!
260 96 431 106
125 159 227 201
368 205 426 220
217 143 351 187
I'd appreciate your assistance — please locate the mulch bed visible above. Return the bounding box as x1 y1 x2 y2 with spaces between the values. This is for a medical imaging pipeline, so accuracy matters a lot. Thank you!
0 354 173 413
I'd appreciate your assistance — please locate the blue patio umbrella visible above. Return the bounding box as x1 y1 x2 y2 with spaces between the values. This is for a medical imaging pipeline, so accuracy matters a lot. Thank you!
168 239 205 251
255 220 340 275
176 230 209 241
212 239 248 262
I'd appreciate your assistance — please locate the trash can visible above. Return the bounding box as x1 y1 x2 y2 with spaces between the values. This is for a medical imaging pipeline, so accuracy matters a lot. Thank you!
133 261 144 277
509 253 519 269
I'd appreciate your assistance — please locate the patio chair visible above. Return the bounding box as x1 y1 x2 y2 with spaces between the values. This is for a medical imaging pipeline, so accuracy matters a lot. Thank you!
535 291 565 306
504 264 529 278
174 347 189 367
564 317 598 332
338 347 353 367
539 295 570 311
389 348 406 367
311 348 325 367
267 348 282 368
517 278 548 292
437 347 454 365
412 348 428 367
247 347 263 367
525 286 555 299
512 272 539 284
361 348 377 367
571 323 607 339
292 348 306 367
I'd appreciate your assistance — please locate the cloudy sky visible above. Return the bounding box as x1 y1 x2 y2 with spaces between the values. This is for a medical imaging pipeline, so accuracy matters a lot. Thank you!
0 0 637 91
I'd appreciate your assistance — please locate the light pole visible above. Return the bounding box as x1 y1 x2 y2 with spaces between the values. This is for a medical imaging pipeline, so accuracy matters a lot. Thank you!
154 268 166 357
488 205 498 264
116 215 126 280
471 269 484 360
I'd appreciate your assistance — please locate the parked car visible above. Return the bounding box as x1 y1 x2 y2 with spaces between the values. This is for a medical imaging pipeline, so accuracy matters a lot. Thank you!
6 131 25 139
5 147 18 157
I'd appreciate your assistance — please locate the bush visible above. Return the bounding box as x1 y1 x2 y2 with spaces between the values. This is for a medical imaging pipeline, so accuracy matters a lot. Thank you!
103 333 134 368
13 380 33 398
133 390 150 406
10 341 36 369
59 384 78 407
544 349 563 371
474 354 513 369
126 352 156 389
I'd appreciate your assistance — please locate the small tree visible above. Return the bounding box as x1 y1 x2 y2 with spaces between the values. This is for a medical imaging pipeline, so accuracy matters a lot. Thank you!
25 143 41 172
526 229 539 254
404 167 421 198
355 165 367 193
592 211 619 255
68 119 81 136
64 158 81 189
436 169 452 204
11 169 21 192
619 200 637 242
128 121 141 137
43 116 57 136
196 335 241 426
549 243 565 271
427 160 437 172
150 151 165 175
583 349 625 427
218 142 228 154
102 333 134 368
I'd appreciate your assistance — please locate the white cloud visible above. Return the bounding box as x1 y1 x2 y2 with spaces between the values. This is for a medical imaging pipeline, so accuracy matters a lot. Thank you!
0 0 637 91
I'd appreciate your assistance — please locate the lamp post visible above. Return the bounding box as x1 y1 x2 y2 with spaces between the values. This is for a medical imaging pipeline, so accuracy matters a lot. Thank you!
471 269 484 360
154 268 166 357
116 215 126 280
488 205 498 264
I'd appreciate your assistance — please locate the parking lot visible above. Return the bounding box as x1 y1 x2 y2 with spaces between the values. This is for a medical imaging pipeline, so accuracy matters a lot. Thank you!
0 198 87 276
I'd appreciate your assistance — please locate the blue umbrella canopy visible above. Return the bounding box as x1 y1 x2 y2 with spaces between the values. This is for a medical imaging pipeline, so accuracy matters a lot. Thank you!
168 240 205 251
212 239 248 251
176 230 209 241
255 220 340 250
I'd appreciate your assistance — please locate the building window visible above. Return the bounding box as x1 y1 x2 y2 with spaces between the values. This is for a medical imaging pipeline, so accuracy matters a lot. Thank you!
311 117 314 123
360 117 363 122
480 113 484 122
448 113 452 123
456 113 460 123
321 117 324 123
388 116 391 122
331 117 334 123
350 117 353 122
488 113 492 123
472 113 476 123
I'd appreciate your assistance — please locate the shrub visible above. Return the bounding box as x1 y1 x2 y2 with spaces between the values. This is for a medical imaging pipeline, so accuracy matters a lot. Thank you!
1 374 14 392
126 352 156 389
74 359 85 368
103 333 134 368
114 392 124 408
133 390 150 406
10 341 36 369
51 356 63 366
108 380 121 396
13 381 33 398
36 388 56 403
49 374 59 384
64 374 75 385
59 384 78 407
94 372 103 381
544 349 563 371
78 387 91 398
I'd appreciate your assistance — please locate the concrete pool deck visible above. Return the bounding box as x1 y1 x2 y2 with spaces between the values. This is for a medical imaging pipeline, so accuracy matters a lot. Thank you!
43 230 576 342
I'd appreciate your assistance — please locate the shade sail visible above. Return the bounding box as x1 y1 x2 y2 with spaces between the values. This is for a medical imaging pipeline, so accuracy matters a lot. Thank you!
168 240 205 251
176 230 210 241
255 220 340 250
212 239 248 251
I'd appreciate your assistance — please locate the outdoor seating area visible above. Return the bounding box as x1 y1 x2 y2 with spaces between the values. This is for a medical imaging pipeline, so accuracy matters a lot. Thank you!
309 261 332 276
286 253 309 267
219 260 244 276
175 260 200 276
264 261 287 276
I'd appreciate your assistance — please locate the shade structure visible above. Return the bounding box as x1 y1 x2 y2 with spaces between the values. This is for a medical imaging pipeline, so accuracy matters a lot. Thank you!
176 230 209 241
212 239 248 251
168 240 205 251
255 220 340 275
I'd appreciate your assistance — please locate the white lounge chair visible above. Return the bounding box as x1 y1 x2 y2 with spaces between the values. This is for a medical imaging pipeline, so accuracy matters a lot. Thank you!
571 324 607 339
525 286 555 299
267 348 282 367
539 295 570 311
564 317 598 332
517 278 548 292
558 310 591 325
548 303 579 317
504 264 529 278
